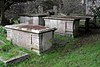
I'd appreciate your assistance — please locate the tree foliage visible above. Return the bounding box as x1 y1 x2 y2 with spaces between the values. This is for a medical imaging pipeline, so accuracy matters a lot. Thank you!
0 0 35 25
62 0 85 15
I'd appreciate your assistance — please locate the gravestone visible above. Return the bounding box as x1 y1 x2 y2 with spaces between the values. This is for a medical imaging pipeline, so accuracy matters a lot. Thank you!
53 6 58 15
38 6 43 13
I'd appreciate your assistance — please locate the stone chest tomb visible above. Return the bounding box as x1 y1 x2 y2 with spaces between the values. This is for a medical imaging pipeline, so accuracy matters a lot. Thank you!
44 15 92 37
5 24 56 54
19 14 48 26
43 16 80 37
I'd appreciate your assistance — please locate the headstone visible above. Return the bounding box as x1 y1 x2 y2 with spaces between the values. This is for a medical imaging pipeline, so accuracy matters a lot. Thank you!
53 6 58 15
38 6 43 13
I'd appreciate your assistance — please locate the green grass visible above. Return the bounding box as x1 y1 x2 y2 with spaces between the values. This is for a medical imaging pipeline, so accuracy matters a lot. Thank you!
0 48 27 61
0 26 100 67
10 41 99 67
52 41 100 67
0 36 99 67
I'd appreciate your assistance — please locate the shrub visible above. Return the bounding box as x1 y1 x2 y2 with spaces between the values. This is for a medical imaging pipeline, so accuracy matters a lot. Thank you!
90 6 100 23
0 44 13 52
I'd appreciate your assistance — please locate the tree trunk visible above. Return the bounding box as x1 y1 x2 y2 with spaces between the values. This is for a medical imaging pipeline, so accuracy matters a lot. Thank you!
0 10 10 26
0 10 6 26
0 1 6 26
0 1 10 26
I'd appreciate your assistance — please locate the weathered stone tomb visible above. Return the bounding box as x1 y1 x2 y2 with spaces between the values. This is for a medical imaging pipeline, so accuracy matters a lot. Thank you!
44 16 80 37
19 14 48 26
5 24 56 54
44 15 92 37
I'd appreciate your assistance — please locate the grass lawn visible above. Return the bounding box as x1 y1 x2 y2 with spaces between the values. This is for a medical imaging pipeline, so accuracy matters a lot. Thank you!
0 26 100 67
0 48 27 61
12 41 100 67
